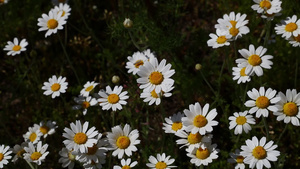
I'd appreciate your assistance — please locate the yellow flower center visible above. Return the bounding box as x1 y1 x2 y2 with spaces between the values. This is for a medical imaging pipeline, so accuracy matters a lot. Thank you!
0 0 4 3
0 153 3 161
196 147 210 159
122 165 131 169
236 116 247 125
283 102 298 116
30 152 42 161
74 132 88 144
240 67 247 76
187 132 202 144
229 27 239 36
29 133 37 142
87 144 98 155
230 20 237 27
17 149 25 157
85 85 94 92
107 94 120 104
255 96 270 109
285 23 298 32
149 72 164 85
171 122 183 131
216 36 227 44
193 115 208 128
248 54 262 66
294 35 300 42
47 19 59 29
259 0 271 9
68 151 76 161
40 126 50 135
134 60 144 68
252 146 266 159
151 90 159 98
116 136 130 149
236 155 244 163
61 11 66 17
12 45 21 51
51 83 61 91
155 161 167 169
82 101 90 109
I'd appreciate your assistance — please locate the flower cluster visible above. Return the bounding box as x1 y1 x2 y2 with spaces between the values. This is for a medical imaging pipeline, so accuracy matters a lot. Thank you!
251 0 282 20
275 15 300 47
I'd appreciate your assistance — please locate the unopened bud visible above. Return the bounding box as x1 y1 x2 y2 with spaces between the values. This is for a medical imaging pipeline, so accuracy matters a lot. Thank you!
112 75 120 84
195 63 202 70
123 18 133 28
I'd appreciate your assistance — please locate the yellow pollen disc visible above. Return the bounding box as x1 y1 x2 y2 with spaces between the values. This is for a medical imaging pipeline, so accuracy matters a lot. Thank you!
252 146 266 159
107 94 120 104
230 20 237 27
171 122 183 131
229 27 239 36
196 147 210 159
216 36 227 44
122 165 131 169
149 71 164 85
0 153 4 161
82 101 90 109
255 96 270 109
85 85 94 92
236 116 247 125
30 152 42 161
236 156 244 163
240 67 247 76
116 136 130 149
248 54 262 66
29 133 37 142
12 45 21 51
134 60 144 68
40 126 50 135
17 149 26 157
294 35 300 42
51 83 61 91
87 144 98 155
74 132 88 144
68 152 76 161
285 23 298 32
62 11 66 17
193 115 208 128
187 133 202 144
47 19 58 29
0 0 4 3
259 0 271 9
155 161 167 169
283 102 298 116
151 90 159 98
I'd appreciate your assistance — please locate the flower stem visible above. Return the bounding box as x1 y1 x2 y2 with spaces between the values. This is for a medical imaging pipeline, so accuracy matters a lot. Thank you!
128 29 142 51
262 116 269 139
199 165 204 169
263 20 271 47
25 160 35 169
276 123 288 145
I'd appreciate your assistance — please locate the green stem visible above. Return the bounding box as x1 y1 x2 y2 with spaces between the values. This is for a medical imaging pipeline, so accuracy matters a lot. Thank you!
263 20 271 47
128 29 142 51
200 71 217 97
199 165 204 169
262 116 269 139
276 123 288 145
25 160 35 169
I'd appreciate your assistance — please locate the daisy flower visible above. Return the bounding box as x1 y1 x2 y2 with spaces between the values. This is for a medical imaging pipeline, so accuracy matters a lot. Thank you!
98 85 129 111
37 10 66 37
288 35 300 47
182 102 219 135
36 120 58 138
162 112 185 134
232 66 251 84
23 141 49 165
126 51 148 75
273 89 300 126
187 143 219 166
146 153 176 168
53 3 71 19
113 158 138 169
228 149 246 169
23 125 43 144
72 95 98 115
41 75 68 99
228 111 256 135
207 29 232 48
58 148 78 169
275 15 300 39
140 83 174 106
62 120 99 153
241 136 280 169
107 124 140 159
236 44 273 76
143 48 156 60
252 0 282 16
0 145 12 168
0 0 8 5
80 81 99 97
137 57 175 93
244 87 281 118
3 37 28 56
11 142 28 163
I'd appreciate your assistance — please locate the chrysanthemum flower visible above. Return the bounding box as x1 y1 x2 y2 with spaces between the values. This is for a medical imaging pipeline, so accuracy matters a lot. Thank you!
80 81 99 97
37 10 66 37
23 141 49 165
244 87 280 118
241 136 280 169
3 37 28 56
236 44 273 76
107 124 140 159
53 3 71 19
228 149 246 169
146 153 177 168
137 58 175 93
232 66 251 84
36 120 58 138
11 142 28 163
98 86 129 111
187 143 219 166
288 35 300 47
126 51 149 75
23 125 43 144
143 49 156 60
252 0 282 16
63 121 99 153
182 102 218 135
0 145 12 168
42 75 68 99
58 148 78 169
228 111 256 135
275 15 300 39
140 83 174 106
73 95 98 115
113 158 138 169
163 112 185 134
207 29 232 48
273 89 300 126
